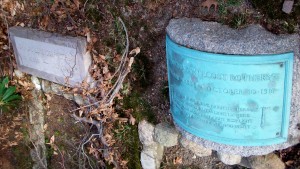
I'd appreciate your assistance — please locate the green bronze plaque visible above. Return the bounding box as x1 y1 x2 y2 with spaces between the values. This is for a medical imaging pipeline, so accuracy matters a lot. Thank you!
166 36 294 146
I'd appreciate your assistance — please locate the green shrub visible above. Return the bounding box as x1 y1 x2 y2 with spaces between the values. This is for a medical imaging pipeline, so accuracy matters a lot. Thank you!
0 77 22 113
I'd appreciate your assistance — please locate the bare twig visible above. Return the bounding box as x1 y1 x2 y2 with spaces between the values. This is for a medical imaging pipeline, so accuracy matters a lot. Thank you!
70 17 133 113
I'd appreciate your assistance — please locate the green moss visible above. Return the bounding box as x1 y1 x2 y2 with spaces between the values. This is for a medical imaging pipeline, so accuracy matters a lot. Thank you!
229 13 246 28
122 92 156 123
114 123 142 169
86 7 104 22
45 137 54 166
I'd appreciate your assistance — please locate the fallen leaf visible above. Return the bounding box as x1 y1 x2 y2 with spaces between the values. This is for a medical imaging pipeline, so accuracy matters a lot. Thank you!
49 135 55 145
129 47 140 56
285 160 294 166
129 115 136 125
43 124 48 131
74 0 80 9
201 0 218 12
173 157 182 164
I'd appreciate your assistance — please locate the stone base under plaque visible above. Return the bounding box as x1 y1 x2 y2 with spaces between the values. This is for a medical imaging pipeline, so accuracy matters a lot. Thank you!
174 122 299 157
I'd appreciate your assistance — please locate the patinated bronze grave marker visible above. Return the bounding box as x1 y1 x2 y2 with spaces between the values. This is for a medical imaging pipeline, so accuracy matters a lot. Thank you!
166 18 300 156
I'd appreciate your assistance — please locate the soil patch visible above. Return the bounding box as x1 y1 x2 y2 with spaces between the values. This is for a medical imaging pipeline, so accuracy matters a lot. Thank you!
45 94 91 169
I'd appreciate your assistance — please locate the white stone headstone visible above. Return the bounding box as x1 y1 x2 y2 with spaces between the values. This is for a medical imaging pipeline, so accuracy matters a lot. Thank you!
9 27 91 87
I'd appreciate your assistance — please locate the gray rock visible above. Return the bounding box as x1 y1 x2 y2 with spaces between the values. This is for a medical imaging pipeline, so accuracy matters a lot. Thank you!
63 93 74 100
41 80 52 93
138 120 156 146
282 0 294 14
154 123 179 147
31 76 41 90
168 18 300 156
51 83 63 95
140 143 164 169
14 69 24 78
29 89 47 168
180 137 212 157
217 152 242 165
247 153 285 169
74 95 85 105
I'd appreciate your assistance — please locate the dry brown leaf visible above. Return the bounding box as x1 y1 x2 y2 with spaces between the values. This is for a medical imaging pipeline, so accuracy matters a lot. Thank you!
43 124 48 131
74 0 80 9
129 47 141 56
48 135 55 145
129 115 136 125
285 160 294 166
9 141 18 146
45 93 52 101
201 0 218 12
173 157 183 164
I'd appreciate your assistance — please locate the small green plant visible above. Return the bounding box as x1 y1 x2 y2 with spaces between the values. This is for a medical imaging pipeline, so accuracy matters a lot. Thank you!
230 13 246 28
0 77 22 113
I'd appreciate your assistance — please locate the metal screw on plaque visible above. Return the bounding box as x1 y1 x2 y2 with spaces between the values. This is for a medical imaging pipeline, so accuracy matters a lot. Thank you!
280 63 284 68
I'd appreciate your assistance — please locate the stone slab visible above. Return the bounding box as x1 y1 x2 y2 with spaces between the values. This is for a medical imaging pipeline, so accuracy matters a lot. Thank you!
9 27 91 87
282 0 294 14
167 18 300 156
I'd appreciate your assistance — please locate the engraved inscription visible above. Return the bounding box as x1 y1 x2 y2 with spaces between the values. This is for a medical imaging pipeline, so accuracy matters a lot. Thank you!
168 51 287 142
15 37 81 81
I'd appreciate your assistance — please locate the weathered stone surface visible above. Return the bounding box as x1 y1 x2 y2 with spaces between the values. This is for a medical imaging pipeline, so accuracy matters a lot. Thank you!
154 123 179 147
41 80 52 93
140 143 164 169
180 137 212 157
63 93 74 100
74 95 85 105
31 76 41 90
14 69 24 78
9 26 90 87
29 89 47 169
247 153 285 169
282 0 294 14
138 120 156 146
217 152 242 165
51 83 63 95
168 18 300 156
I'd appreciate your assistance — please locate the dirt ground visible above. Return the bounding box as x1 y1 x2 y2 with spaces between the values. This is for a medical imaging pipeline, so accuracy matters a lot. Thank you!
45 95 89 169
1 0 300 168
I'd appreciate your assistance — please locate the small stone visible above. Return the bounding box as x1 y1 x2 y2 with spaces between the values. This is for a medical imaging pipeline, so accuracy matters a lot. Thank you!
282 0 294 14
138 120 156 146
51 83 63 95
247 153 285 169
140 143 164 169
74 95 85 105
14 69 24 78
41 80 52 93
154 123 179 147
180 137 212 157
217 152 241 165
31 76 41 90
63 93 74 100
